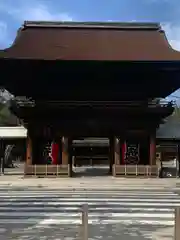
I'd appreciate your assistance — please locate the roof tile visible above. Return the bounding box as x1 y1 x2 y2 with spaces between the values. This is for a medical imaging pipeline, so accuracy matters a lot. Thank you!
1 21 180 61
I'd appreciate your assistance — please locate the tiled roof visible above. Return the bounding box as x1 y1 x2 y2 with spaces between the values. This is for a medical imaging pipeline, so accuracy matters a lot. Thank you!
0 21 180 60
156 117 180 139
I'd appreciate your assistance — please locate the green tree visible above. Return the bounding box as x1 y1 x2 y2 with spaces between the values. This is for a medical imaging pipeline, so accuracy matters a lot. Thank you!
0 89 20 126
0 105 20 126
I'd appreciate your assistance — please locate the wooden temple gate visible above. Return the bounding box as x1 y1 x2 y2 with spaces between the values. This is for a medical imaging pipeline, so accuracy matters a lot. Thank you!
0 21 180 177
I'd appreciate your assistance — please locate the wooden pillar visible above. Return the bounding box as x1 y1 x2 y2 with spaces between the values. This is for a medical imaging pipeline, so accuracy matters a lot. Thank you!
150 134 156 165
61 137 73 177
62 137 73 166
109 137 114 173
58 138 62 165
114 137 120 165
121 140 126 165
26 135 32 165
68 138 73 177
62 137 69 165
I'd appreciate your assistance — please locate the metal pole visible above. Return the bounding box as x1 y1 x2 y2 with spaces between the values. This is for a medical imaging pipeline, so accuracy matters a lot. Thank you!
81 204 88 240
1 157 4 175
0 157 1 175
0 139 4 175
177 144 180 178
174 207 180 240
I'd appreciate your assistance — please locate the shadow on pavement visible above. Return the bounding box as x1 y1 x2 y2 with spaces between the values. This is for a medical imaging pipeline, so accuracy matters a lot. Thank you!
1 223 174 240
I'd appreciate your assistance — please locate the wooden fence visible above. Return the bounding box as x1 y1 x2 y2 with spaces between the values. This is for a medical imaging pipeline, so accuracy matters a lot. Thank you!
24 164 71 177
113 164 159 177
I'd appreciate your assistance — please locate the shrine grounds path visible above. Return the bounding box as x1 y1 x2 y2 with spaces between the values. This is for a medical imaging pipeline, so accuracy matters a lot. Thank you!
0 175 180 190
0 183 179 240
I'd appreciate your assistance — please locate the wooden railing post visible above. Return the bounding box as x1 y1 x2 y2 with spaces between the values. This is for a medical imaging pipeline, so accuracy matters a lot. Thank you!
175 207 180 240
81 204 88 240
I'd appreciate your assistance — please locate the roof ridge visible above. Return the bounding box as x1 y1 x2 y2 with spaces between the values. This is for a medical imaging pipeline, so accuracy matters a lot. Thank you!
23 21 161 30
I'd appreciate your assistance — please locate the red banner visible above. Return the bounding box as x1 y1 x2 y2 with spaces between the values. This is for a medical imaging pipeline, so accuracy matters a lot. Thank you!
51 143 59 164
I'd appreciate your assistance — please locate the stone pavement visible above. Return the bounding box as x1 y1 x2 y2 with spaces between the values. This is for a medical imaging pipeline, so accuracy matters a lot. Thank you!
0 175 180 190
0 186 178 239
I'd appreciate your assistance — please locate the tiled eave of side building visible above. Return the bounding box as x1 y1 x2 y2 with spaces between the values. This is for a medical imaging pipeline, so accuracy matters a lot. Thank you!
157 117 180 141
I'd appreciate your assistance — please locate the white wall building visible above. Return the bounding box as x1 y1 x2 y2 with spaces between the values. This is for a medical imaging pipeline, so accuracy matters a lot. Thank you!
0 126 27 139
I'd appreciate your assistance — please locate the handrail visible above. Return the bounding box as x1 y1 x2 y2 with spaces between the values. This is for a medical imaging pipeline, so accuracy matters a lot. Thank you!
81 204 179 240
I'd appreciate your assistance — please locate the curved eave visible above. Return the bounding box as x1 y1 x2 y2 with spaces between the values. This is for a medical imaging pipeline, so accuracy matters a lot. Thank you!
147 105 174 117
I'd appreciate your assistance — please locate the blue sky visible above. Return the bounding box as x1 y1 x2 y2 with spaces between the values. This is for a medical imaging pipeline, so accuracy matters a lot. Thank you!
0 0 180 100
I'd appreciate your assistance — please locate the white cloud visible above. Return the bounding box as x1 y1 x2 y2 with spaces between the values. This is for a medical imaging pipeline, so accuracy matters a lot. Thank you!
5 4 73 22
0 2 73 22
0 1 73 47
162 23 180 51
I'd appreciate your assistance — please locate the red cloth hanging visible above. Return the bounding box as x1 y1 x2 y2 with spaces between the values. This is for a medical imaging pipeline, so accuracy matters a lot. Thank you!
51 143 59 165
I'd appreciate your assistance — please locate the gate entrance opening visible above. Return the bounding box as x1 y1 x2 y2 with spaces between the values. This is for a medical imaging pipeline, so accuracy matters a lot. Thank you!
72 138 110 177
